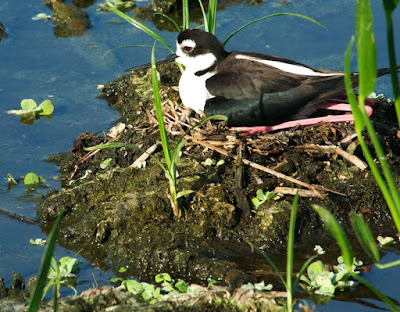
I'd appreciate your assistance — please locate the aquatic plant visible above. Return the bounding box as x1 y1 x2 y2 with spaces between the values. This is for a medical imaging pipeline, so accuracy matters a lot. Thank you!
24 172 47 190
120 273 189 302
105 0 324 50
229 193 322 312
42 256 81 299
315 0 400 311
7 99 54 116
299 256 362 302
28 210 65 312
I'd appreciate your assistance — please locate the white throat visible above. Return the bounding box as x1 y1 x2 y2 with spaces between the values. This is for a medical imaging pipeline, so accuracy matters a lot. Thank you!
175 42 217 73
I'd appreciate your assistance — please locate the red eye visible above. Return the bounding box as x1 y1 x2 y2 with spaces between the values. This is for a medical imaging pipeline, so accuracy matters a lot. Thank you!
184 46 193 52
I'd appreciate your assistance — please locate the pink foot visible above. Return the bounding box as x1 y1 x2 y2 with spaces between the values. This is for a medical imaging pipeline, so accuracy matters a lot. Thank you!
231 98 374 136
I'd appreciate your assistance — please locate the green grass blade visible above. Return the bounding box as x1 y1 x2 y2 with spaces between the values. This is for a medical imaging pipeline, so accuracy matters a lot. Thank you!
344 36 400 231
292 254 319 293
154 13 181 33
197 0 208 32
349 213 380 263
182 0 189 30
28 210 65 312
151 43 172 169
107 1 173 52
223 13 325 46
313 205 354 269
286 193 298 298
207 0 217 34
355 0 377 98
382 2 400 126
343 36 363 131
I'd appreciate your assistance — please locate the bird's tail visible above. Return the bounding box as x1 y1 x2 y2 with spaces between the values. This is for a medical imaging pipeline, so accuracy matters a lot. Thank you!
377 66 400 77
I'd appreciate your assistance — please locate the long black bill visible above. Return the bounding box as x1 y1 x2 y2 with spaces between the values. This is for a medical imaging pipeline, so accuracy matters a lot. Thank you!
125 54 178 72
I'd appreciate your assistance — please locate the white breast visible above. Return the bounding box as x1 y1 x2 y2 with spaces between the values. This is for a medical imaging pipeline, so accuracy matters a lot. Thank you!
178 71 215 112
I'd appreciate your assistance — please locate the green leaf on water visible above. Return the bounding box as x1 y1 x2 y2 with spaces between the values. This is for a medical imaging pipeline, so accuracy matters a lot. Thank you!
24 172 40 188
38 100 54 116
21 99 38 111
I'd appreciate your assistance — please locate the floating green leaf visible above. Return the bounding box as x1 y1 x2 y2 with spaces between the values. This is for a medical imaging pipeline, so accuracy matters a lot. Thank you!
24 172 40 189
38 100 54 116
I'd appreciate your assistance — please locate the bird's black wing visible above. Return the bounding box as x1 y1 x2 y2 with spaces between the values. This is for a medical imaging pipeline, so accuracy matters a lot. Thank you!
204 53 349 126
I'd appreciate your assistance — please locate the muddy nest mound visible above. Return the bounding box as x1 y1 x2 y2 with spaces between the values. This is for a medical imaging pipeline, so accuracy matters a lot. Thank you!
38 63 400 287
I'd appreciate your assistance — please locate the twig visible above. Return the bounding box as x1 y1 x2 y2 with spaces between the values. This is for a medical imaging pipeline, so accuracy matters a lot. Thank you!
274 187 322 198
130 142 160 168
295 144 367 170
185 135 325 199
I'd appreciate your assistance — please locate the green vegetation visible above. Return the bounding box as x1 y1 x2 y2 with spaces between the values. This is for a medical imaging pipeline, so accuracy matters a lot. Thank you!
229 193 322 312
86 45 227 217
24 172 47 190
299 256 362 302
314 0 400 311
251 189 277 210
120 273 189 303
28 210 65 312
241 281 273 292
42 256 81 299
7 99 54 124
106 0 324 49
30 238 47 246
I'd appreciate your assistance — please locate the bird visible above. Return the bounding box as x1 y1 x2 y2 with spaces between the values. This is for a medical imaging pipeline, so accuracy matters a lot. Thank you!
127 29 397 135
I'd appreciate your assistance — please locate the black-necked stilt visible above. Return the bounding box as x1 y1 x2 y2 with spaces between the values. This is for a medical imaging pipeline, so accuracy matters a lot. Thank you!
128 29 396 135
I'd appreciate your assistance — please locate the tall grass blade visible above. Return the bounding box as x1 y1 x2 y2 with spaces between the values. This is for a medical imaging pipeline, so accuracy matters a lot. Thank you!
349 213 380 263
154 13 181 32
151 43 172 168
28 210 65 312
382 1 400 125
223 13 325 46
197 0 208 32
313 205 354 269
182 0 189 30
286 192 298 309
348 0 400 230
106 1 173 52
207 0 218 34
355 0 377 98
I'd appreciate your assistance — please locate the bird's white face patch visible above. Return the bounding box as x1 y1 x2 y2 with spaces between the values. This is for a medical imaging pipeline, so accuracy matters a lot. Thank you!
235 54 344 77
176 41 217 73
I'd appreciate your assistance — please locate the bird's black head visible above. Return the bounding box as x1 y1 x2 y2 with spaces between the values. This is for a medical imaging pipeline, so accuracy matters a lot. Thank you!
175 29 229 72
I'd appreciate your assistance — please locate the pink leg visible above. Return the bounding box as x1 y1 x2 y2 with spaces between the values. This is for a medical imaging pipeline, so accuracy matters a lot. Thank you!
231 98 374 136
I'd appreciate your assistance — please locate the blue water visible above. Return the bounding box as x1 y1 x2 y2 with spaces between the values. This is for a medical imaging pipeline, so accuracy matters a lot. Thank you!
0 0 399 309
